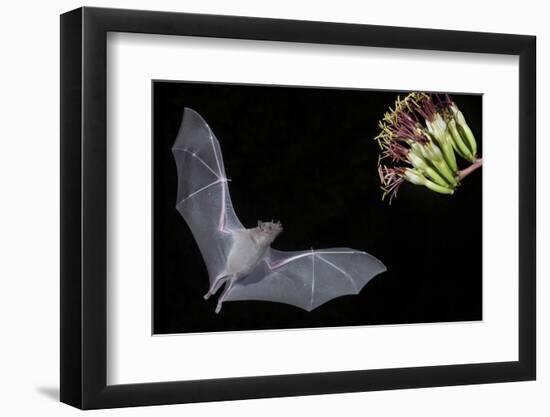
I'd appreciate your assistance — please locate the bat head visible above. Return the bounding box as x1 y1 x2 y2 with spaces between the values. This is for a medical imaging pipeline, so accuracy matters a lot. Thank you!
257 220 283 241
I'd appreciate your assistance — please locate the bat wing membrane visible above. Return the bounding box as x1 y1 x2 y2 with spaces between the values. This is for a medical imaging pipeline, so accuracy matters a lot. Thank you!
172 108 244 284
225 248 386 311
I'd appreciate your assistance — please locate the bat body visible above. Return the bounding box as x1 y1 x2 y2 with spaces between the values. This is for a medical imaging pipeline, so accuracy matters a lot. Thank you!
172 108 386 313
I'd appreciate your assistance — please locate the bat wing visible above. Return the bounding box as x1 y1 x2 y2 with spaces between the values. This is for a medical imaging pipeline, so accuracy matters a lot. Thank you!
172 108 244 284
224 248 386 311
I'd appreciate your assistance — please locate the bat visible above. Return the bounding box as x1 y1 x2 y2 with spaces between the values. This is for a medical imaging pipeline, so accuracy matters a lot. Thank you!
172 108 386 313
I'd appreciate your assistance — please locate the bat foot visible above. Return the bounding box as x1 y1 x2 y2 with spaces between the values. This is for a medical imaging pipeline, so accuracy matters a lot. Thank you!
203 292 211 300
215 302 222 314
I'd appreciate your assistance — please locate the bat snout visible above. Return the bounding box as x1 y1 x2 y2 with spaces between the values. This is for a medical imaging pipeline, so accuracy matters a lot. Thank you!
258 220 283 235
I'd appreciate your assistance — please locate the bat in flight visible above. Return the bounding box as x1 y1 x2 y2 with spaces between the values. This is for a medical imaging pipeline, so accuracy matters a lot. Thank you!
172 108 386 313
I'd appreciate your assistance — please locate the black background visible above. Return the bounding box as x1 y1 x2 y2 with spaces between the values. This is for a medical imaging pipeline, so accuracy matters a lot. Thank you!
153 81 482 334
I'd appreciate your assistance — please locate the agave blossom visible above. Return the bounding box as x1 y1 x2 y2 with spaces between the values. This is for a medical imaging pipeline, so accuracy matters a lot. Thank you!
375 92 482 203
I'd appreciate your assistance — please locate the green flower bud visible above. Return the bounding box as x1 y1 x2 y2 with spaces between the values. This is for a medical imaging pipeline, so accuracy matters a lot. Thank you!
451 104 477 158
448 118 475 162
404 168 454 195
426 115 458 173
408 148 454 188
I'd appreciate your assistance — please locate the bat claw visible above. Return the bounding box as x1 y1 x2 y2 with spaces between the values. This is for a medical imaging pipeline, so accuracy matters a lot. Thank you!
203 292 211 300
215 303 222 314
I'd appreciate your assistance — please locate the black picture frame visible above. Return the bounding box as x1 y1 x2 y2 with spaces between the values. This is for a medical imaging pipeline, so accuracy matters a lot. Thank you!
60 6 536 409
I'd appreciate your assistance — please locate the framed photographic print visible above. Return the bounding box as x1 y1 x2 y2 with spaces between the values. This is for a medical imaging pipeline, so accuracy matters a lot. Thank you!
60 6 536 409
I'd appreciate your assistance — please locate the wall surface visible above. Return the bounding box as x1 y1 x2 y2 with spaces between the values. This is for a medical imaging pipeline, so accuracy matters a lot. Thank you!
0 0 546 415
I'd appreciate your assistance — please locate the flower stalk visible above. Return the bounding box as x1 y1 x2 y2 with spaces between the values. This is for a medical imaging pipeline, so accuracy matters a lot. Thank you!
375 92 481 203
458 158 483 180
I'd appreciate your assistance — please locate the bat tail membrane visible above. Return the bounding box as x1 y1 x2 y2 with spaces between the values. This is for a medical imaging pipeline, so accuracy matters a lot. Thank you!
223 248 386 312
